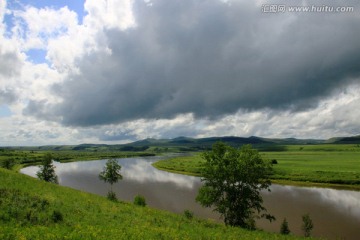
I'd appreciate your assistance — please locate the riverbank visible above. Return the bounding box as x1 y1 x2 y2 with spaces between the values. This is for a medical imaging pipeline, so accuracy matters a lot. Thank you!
152 148 360 191
0 168 310 239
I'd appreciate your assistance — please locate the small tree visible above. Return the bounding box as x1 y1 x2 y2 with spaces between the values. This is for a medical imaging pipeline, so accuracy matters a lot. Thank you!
36 153 58 184
280 218 291 235
302 214 314 237
196 142 274 229
99 158 122 200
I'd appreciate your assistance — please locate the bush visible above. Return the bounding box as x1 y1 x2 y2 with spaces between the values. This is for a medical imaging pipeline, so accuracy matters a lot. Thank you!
271 159 278 164
183 209 194 220
52 210 63 223
1 159 15 170
107 191 117 202
133 195 146 207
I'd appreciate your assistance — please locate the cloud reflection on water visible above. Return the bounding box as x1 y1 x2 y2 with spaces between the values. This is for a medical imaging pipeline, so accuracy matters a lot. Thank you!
308 187 360 220
123 159 199 189
21 157 199 190
266 184 360 221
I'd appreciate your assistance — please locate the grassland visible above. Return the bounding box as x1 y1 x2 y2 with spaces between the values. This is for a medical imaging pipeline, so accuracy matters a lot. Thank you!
0 168 310 240
153 144 360 190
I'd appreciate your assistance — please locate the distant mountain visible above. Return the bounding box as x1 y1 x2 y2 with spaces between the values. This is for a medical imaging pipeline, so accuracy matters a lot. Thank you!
126 136 267 148
258 137 324 145
4 135 360 151
118 135 360 150
326 135 360 144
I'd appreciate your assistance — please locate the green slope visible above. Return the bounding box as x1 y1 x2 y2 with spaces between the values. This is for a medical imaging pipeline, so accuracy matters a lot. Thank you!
0 169 310 240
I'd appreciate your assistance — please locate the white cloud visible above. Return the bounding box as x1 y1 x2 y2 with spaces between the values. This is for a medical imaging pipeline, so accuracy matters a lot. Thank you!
10 6 77 50
84 0 136 30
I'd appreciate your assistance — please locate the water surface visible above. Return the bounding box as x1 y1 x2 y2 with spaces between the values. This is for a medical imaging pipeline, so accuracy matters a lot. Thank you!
21 156 360 240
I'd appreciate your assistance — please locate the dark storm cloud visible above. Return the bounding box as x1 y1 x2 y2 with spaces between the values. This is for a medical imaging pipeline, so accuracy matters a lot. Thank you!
27 0 360 126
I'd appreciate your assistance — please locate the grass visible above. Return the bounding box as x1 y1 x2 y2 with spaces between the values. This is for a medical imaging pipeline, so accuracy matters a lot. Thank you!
152 144 360 190
152 154 204 176
0 168 310 239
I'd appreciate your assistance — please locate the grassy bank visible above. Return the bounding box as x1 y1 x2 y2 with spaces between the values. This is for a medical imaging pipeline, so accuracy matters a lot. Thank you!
152 144 360 190
0 169 309 239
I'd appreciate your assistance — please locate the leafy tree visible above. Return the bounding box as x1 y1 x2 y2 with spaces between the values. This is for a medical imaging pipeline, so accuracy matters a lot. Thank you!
196 142 274 229
99 158 123 200
280 218 291 235
302 214 314 237
36 153 58 184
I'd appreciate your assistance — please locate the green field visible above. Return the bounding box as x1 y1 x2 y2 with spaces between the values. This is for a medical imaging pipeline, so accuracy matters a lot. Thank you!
153 144 360 190
0 168 309 240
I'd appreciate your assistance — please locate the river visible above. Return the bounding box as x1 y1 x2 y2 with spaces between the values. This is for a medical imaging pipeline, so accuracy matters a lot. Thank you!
21 156 360 240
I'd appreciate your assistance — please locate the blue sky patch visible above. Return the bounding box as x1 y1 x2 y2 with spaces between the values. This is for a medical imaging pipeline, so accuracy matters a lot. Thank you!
26 49 49 64
5 0 85 24
0 105 12 118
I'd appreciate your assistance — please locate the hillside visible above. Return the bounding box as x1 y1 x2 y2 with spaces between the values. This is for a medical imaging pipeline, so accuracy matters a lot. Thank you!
0 169 307 240
2 135 360 153
326 135 360 144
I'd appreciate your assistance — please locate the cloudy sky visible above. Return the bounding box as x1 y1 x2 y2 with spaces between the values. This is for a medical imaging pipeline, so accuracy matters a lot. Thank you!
0 0 359 146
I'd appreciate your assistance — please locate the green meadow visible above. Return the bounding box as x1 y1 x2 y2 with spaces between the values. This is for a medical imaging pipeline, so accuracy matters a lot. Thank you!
153 144 360 190
0 168 309 240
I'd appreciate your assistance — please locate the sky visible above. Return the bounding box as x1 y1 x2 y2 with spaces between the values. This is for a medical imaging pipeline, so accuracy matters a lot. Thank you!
0 0 360 146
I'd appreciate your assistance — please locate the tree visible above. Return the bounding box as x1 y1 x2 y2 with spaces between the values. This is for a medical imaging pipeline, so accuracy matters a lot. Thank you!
302 214 314 237
280 218 291 235
99 158 123 200
196 142 274 229
36 153 58 184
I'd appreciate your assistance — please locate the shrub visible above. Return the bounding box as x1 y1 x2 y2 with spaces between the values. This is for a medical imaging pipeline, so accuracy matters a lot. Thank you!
107 191 117 202
183 209 194 220
134 195 146 207
271 159 278 164
52 210 63 223
1 159 15 170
